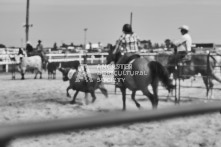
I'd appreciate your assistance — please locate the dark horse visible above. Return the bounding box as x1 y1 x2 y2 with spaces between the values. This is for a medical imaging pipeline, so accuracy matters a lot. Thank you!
106 48 174 110
158 52 221 99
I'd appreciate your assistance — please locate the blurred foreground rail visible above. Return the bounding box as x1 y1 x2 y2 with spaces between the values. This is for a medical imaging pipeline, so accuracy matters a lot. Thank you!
0 101 221 146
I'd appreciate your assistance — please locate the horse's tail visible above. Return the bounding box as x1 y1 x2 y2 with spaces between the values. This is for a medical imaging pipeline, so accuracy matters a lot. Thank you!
148 61 175 91
209 54 217 66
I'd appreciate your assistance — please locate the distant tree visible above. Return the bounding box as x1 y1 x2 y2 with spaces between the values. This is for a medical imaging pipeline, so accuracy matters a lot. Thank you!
70 42 74 46
53 42 57 50
153 43 159 49
160 43 165 48
61 43 68 48
0 44 6 48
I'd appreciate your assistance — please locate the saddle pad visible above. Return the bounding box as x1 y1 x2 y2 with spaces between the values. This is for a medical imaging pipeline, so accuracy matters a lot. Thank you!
67 69 76 80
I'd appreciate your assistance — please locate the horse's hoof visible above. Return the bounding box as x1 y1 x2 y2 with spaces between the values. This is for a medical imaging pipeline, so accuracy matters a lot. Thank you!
136 103 141 108
67 94 71 98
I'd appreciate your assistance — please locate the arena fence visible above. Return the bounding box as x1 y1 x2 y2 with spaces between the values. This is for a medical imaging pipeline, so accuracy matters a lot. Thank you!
0 101 221 147
2 51 220 102
0 52 109 72
1 51 220 100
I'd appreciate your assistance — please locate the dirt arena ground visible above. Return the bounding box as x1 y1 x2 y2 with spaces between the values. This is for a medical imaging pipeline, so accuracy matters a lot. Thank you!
1 66 221 147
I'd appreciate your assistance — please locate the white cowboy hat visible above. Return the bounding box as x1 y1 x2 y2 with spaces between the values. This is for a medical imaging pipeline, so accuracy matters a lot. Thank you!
178 25 189 31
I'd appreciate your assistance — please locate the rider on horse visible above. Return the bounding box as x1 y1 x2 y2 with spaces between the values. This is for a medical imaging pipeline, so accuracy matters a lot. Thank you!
172 25 192 62
26 41 34 57
113 24 140 87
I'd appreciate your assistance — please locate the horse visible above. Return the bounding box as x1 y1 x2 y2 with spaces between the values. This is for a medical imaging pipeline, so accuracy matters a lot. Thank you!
156 51 221 99
106 49 174 110
16 48 46 79
59 67 108 104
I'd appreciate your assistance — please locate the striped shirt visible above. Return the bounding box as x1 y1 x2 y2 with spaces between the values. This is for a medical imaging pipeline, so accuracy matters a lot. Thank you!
115 33 139 53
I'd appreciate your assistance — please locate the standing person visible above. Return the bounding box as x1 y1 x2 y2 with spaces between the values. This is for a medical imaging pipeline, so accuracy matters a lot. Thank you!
36 40 44 52
172 25 192 60
113 23 140 87
26 41 33 56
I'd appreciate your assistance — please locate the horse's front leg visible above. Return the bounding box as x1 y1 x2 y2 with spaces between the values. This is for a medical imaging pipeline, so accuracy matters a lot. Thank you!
84 93 89 105
21 70 25 80
34 69 38 79
39 71 42 79
53 71 56 79
66 86 71 97
202 76 211 99
12 70 15 80
70 91 79 104
120 87 126 111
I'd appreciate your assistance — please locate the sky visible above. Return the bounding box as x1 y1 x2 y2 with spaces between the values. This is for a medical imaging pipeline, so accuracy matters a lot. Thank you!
0 0 221 47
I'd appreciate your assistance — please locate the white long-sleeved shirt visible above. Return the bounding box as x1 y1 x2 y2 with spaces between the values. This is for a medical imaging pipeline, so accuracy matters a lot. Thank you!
174 34 192 52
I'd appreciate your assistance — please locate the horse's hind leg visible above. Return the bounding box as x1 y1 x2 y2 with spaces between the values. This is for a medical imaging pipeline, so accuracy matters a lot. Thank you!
131 90 140 109
141 88 156 109
21 72 25 80
202 76 214 99
39 70 42 79
90 91 97 103
99 84 108 98
70 91 79 104
34 69 38 79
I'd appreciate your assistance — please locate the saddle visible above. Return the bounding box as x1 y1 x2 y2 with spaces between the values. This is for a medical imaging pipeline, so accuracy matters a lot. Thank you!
178 53 191 66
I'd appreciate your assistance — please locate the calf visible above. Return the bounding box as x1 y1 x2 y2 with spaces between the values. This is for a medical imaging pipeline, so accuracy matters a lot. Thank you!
47 62 59 79
59 67 108 104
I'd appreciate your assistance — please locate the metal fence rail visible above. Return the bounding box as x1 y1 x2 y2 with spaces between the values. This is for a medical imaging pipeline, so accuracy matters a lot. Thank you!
0 101 221 147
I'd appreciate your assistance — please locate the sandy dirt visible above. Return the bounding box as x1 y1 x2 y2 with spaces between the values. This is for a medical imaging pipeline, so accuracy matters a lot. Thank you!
1 66 221 147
